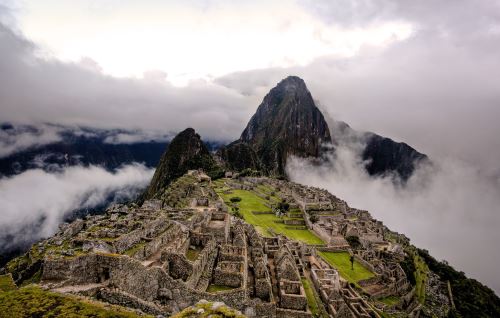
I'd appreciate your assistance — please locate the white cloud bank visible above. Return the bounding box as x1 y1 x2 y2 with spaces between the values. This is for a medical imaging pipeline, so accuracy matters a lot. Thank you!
287 147 500 294
0 124 63 158
0 164 154 251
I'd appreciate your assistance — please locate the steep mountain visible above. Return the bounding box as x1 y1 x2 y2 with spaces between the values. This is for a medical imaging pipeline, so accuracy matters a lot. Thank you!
224 76 332 176
221 76 428 181
144 128 222 199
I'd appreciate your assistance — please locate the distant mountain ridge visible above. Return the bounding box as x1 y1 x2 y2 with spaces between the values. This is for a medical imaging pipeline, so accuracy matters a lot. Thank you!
0 124 224 177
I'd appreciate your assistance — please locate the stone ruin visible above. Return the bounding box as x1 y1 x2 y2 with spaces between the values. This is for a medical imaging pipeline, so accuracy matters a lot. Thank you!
8 171 451 317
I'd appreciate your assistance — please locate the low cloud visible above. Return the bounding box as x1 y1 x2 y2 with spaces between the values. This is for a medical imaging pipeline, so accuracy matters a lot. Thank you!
287 147 500 294
0 122 174 158
102 130 172 144
0 123 63 158
0 164 154 252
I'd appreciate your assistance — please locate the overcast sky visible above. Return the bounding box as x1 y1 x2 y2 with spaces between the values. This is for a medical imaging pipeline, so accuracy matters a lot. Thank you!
0 0 498 171
1 0 500 293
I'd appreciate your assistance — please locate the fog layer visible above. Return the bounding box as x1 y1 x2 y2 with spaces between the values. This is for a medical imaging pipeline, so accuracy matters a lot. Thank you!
0 164 154 251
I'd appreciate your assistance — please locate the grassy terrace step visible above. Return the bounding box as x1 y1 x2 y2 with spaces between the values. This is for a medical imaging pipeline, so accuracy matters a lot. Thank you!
378 295 400 306
0 286 151 317
124 242 146 256
302 277 328 317
206 284 236 293
186 248 201 261
215 183 323 245
318 251 375 284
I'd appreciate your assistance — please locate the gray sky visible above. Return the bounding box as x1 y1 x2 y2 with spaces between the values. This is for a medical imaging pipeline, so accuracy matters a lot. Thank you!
1 0 499 171
1 0 500 293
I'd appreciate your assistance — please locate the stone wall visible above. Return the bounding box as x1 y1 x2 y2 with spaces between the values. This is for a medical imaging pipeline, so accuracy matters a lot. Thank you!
279 280 307 311
114 230 143 254
185 239 217 289
163 253 193 281
213 261 245 287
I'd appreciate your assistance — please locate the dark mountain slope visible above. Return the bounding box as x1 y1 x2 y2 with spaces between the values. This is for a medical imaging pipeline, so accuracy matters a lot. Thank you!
217 140 261 172
225 76 332 176
363 133 428 180
143 128 222 199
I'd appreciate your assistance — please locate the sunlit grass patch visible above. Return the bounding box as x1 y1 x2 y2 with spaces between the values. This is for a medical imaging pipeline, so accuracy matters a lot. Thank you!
318 251 374 283
215 185 323 245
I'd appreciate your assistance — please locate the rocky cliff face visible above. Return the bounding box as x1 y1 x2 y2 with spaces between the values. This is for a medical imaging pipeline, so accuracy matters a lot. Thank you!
233 76 332 176
144 128 220 199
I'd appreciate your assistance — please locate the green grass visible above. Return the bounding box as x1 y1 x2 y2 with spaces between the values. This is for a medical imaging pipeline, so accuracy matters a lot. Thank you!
378 295 400 306
414 254 428 303
186 248 201 261
206 284 236 293
0 275 16 292
256 184 281 202
302 278 322 317
0 286 151 317
318 251 374 283
123 242 146 256
215 185 323 245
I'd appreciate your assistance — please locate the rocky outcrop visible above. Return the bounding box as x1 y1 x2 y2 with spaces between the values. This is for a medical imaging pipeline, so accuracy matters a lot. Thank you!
226 76 332 176
144 128 221 199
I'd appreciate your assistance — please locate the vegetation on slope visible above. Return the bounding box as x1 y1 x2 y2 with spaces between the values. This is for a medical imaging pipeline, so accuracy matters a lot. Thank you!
0 286 150 318
417 248 500 318
0 274 16 292
414 254 428 304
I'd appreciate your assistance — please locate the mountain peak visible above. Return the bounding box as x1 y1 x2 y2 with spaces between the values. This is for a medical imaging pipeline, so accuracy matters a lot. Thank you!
237 76 332 176
144 127 220 200
275 75 308 92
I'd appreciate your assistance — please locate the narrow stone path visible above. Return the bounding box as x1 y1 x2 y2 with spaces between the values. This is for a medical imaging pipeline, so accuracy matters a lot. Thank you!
52 283 105 294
